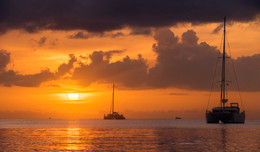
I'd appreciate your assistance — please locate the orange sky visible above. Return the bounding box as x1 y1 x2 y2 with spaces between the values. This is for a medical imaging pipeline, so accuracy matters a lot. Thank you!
0 21 260 119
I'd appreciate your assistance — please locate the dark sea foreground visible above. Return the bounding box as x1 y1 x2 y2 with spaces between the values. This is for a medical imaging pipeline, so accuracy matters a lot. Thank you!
0 119 259 152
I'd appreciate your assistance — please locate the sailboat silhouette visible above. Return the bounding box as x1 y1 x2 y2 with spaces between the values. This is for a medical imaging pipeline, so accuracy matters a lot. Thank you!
206 17 245 123
104 83 126 120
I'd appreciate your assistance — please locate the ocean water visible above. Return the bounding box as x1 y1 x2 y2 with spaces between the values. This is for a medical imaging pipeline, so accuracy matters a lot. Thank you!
0 119 259 152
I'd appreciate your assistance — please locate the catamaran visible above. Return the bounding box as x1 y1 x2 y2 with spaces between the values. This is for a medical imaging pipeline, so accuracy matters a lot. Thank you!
104 84 126 120
206 17 245 123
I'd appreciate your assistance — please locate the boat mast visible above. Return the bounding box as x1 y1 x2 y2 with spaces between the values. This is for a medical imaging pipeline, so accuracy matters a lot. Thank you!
112 83 115 113
221 17 227 107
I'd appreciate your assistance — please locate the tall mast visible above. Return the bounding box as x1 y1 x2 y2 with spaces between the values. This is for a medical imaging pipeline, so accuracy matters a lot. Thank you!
112 83 114 113
221 17 227 107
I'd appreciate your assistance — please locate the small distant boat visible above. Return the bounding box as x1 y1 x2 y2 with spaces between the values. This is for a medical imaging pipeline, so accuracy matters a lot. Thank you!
206 17 245 124
175 117 182 119
104 84 126 120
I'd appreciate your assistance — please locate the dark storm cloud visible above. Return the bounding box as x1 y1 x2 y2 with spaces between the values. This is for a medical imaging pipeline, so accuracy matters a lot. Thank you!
0 0 260 33
73 51 148 87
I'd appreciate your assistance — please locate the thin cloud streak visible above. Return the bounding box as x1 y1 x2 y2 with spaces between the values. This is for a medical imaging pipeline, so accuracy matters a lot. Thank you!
68 31 124 39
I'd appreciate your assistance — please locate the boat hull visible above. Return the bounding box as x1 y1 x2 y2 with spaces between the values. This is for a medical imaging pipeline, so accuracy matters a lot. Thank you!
104 117 125 120
104 112 126 120
206 111 245 123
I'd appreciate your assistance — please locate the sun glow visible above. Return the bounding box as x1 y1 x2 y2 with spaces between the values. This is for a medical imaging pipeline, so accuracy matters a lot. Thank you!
68 93 79 100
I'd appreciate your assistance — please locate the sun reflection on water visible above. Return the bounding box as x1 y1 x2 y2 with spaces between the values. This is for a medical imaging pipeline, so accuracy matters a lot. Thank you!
65 128 81 151
0 120 259 151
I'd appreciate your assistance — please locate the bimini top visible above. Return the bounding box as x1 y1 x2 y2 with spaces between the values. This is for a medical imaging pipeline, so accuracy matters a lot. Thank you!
212 105 240 113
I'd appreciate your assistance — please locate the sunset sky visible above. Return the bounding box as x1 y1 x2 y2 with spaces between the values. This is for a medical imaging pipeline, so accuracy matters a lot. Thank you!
0 0 260 119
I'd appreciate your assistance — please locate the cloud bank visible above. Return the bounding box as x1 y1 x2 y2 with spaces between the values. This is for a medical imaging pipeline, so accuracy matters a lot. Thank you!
71 29 220 90
73 50 148 87
0 50 76 87
0 49 54 87
1 0 259 33
71 29 260 91
1 28 260 91
148 29 219 90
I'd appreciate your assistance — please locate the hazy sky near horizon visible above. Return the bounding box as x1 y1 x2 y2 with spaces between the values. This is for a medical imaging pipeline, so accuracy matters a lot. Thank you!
0 0 260 119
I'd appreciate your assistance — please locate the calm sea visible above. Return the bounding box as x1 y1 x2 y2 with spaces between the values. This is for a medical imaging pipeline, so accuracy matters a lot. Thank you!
0 119 259 152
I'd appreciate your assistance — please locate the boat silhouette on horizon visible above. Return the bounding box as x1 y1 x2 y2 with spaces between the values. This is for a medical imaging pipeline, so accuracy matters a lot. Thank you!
104 83 126 120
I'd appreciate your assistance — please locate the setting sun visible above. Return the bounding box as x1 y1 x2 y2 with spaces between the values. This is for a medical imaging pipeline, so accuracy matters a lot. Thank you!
68 93 79 100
